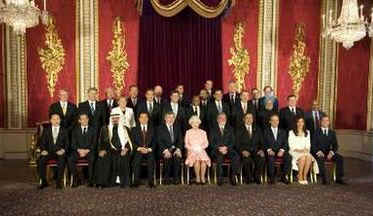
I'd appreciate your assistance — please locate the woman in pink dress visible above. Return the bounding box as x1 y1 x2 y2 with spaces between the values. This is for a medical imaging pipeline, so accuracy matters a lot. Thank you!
184 115 211 184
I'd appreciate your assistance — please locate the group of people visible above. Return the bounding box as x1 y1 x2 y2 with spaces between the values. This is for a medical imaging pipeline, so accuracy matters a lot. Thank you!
37 80 346 190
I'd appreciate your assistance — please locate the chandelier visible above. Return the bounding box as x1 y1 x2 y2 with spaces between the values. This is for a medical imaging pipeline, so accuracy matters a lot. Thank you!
0 0 48 35
322 0 368 49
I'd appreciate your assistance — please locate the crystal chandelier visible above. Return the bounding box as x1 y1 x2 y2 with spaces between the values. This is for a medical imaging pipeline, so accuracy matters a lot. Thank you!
322 0 367 49
0 0 48 35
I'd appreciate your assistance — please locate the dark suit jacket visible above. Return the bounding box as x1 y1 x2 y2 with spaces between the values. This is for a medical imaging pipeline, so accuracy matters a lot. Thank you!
263 127 289 152
249 99 261 114
97 125 133 155
99 99 118 125
78 101 106 131
223 93 240 109
259 97 279 112
185 104 207 130
178 94 190 108
207 101 231 129
39 126 69 153
48 101 78 131
131 125 156 152
153 97 167 107
257 110 278 131
232 101 256 128
209 124 235 155
279 107 304 131
71 125 97 152
162 102 186 130
156 123 183 155
127 97 141 114
235 125 263 153
136 101 162 126
311 128 338 154
305 110 326 136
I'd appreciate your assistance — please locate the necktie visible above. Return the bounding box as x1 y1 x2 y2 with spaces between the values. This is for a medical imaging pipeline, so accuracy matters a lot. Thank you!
62 103 67 115
142 126 147 147
148 102 153 114
220 127 224 135
83 127 87 135
292 108 296 114
194 106 198 115
169 126 174 143
248 126 252 138
218 102 222 113
230 95 234 104
90 103 95 114
273 128 277 140
53 127 58 144
324 129 327 136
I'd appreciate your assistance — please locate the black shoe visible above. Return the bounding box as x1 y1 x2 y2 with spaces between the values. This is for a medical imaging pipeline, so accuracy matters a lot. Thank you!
38 182 48 190
120 184 128 189
163 179 170 185
336 179 347 185
217 178 223 186
281 176 290 185
56 183 63 189
87 183 94 188
268 178 275 185
254 177 261 185
321 178 329 185
231 176 237 186
148 182 156 188
173 179 180 185
131 183 140 188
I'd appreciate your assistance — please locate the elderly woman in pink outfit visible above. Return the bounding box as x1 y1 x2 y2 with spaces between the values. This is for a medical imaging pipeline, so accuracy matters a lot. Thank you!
184 115 211 184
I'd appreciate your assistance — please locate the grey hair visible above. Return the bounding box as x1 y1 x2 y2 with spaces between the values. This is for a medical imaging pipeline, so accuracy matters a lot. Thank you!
189 115 201 126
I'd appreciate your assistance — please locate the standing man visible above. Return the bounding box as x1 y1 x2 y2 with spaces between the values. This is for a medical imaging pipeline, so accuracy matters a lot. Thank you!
232 90 256 129
49 89 78 135
186 95 207 130
137 89 162 127
249 88 261 114
127 85 141 114
259 86 279 111
223 81 240 110
100 87 118 125
154 85 167 106
157 112 183 185
305 100 326 137
176 84 190 108
279 94 304 131
38 113 68 190
78 87 105 134
204 80 215 102
207 89 230 130
131 112 156 188
162 91 186 133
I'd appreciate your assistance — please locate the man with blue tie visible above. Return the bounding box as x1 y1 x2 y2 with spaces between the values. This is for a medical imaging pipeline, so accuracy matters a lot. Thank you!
305 100 326 137
263 114 291 184
312 116 346 185
78 87 105 134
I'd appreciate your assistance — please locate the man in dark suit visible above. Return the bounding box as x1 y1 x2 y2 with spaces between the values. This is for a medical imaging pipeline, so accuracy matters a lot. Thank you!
186 95 207 130
207 89 230 130
249 88 261 114
263 114 291 184
157 112 183 185
78 87 106 134
48 89 78 134
204 80 215 102
100 87 118 125
68 113 97 187
305 100 326 137
279 94 304 131
232 90 256 129
257 99 278 131
131 112 156 188
209 112 240 186
137 89 161 127
235 112 265 184
223 81 240 110
154 85 167 106
199 89 210 108
259 85 279 111
162 91 187 133
38 113 69 189
176 84 190 108
312 116 346 185
127 85 141 114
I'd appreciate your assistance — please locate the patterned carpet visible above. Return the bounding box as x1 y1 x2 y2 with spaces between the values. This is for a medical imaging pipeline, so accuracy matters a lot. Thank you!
0 158 373 216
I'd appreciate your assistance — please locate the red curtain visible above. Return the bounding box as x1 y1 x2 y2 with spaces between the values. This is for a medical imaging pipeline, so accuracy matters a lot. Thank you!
138 4 222 97
98 0 139 98
277 0 321 109
0 25 4 128
222 0 259 92
26 0 76 126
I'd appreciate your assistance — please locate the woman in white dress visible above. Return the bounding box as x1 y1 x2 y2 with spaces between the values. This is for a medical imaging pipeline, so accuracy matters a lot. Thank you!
110 96 136 129
288 116 318 185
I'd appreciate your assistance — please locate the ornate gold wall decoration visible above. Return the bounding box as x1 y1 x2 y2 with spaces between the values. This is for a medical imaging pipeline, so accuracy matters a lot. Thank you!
106 17 129 93
288 24 310 97
38 17 65 98
228 22 250 93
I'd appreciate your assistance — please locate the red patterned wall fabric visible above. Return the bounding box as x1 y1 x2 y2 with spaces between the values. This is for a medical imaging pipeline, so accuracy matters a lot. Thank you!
277 0 321 110
98 0 139 98
26 0 76 126
222 0 258 92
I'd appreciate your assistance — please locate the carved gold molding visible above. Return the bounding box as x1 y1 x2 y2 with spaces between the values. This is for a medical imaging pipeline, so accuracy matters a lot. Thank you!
106 17 130 94
257 0 279 92
38 17 66 98
288 24 310 97
228 22 250 93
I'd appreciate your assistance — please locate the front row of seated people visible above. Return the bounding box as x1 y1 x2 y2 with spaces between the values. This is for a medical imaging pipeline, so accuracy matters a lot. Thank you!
37 108 346 190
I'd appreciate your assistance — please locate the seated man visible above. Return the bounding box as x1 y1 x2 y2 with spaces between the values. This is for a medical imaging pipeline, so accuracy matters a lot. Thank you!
131 112 156 188
235 112 265 184
157 112 183 185
312 116 346 185
263 114 291 184
209 112 240 186
95 114 133 188
68 113 97 187
38 113 68 190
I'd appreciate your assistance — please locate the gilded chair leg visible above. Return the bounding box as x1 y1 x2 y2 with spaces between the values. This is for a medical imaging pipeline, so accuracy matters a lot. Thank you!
290 169 293 183
240 166 243 184
187 166 190 185
159 164 163 185
63 168 67 188
154 166 157 186
214 165 217 184
207 167 211 184
333 165 337 182
70 175 73 188
181 164 184 185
